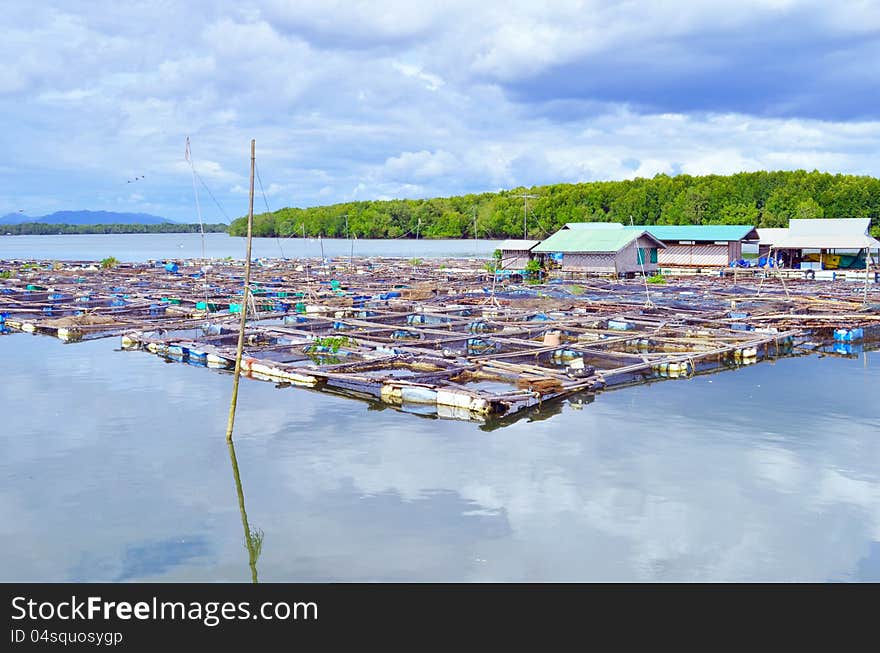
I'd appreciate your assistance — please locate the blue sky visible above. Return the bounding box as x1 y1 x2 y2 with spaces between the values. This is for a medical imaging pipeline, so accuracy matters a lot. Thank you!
2 0 880 221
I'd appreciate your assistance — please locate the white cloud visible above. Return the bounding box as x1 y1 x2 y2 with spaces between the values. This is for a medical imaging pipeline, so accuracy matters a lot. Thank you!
391 62 444 91
382 150 459 179
1 1 879 219
262 0 460 44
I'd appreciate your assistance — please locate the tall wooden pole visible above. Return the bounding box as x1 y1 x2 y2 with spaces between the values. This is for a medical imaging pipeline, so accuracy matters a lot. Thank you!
225 139 256 442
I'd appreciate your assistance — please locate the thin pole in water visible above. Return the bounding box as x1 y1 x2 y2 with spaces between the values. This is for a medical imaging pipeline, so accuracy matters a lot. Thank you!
185 137 211 313
185 137 207 262
630 215 654 308
225 139 256 443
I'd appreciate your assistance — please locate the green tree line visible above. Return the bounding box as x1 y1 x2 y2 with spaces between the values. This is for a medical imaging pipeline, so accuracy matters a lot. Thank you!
3 223 228 235
228 170 880 239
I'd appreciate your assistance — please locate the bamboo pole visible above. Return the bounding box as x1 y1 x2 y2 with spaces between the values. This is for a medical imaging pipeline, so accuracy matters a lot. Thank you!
225 139 256 442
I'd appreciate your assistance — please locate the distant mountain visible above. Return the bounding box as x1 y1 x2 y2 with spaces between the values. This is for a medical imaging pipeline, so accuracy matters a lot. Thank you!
0 210 174 225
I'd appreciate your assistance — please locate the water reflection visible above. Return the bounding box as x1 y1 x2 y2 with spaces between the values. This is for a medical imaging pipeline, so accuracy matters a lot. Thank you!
227 439 263 583
0 334 878 581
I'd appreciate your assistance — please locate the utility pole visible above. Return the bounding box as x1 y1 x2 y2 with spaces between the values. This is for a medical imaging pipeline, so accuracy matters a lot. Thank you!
515 192 538 239
416 217 421 240
226 138 256 443
473 205 478 256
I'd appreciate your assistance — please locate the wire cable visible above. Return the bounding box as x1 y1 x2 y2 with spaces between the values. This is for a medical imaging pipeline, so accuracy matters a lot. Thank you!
254 162 286 259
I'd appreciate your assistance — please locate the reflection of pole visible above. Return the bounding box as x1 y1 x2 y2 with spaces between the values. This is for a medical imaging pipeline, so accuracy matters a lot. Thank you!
227 439 262 583
225 139 256 443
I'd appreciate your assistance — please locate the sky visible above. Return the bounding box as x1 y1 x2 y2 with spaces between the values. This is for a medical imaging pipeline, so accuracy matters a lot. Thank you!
2 0 880 221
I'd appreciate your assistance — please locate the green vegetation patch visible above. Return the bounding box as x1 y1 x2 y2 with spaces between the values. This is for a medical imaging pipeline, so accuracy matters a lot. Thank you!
310 335 350 353
225 171 880 239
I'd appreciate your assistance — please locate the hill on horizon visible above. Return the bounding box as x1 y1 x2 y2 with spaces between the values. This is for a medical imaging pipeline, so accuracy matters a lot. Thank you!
0 210 174 225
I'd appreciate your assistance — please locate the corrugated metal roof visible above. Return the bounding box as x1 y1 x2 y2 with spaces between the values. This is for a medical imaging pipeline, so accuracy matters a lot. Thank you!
562 222 759 242
533 227 664 253
774 234 880 250
788 218 870 237
642 225 759 242
757 228 788 245
774 218 880 249
563 222 630 230
497 239 540 250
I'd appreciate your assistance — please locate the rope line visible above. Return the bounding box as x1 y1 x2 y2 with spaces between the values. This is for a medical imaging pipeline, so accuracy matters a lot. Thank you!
192 171 231 222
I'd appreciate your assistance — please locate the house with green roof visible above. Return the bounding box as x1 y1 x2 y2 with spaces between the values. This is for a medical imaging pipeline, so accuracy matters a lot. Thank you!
533 223 665 275
640 225 759 267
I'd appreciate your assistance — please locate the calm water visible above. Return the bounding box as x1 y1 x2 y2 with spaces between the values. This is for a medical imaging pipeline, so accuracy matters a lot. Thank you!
1 333 878 582
0 233 503 262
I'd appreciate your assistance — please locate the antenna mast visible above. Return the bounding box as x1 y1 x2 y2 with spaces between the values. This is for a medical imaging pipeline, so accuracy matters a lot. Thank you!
515 192 538 239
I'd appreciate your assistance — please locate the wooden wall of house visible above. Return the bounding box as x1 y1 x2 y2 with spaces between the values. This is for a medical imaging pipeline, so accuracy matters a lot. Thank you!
728 241 743 261
501 250 532 269
560 238 659 274
618 238 660 273
560 252 617 273
657 243 729 267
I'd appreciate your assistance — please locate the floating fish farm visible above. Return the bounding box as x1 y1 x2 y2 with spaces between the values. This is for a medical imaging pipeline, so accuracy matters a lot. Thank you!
2 256 878 424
